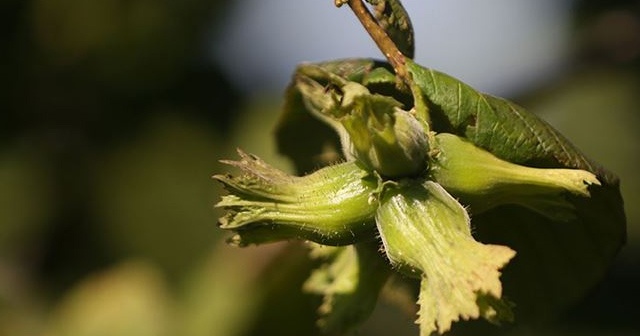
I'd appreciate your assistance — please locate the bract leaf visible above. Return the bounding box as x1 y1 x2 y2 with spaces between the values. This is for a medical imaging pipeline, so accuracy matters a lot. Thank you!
376 180 515 335
304 242 390 334
214 150 379 246
430 133 601 221
275 59 396 174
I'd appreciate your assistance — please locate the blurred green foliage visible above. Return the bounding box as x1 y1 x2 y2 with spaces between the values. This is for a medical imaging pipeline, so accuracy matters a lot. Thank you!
93 113 224 276
1 0 639 335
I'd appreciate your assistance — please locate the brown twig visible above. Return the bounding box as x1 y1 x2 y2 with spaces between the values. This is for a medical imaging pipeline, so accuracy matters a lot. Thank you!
346 0 409 82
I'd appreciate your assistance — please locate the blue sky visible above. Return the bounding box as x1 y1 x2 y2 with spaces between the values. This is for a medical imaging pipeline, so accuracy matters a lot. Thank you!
212 0 574 96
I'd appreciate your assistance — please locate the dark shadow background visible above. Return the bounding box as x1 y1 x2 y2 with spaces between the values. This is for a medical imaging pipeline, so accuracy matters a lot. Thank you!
0 0 639 335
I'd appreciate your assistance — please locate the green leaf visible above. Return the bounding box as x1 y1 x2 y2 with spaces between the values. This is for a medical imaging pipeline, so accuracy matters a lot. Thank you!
276 58 626 325
406 59 618 186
